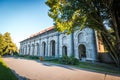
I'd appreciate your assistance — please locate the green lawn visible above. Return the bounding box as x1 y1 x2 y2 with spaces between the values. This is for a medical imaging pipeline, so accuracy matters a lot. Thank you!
14 54 39 60
0 57 18 80
75 61 120 74
46 60 120 75
14 55 120 75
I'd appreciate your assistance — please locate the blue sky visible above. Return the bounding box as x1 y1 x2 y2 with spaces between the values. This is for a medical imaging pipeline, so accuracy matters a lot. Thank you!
0 0 54 48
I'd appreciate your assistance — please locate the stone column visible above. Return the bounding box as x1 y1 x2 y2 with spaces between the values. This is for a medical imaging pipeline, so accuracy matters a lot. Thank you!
38 44 40 56
56 33 59 57
46 37 49 56
25 46 27 55
40 44 43 56
70 33 74 56
20 45 22 55
94 30 99 61
33 45 35 56
92 30 98 61
39 39 41 57
31 45 33 56
27 45 29 55
29 45 31 55
24 47 25 55
88 29 98 61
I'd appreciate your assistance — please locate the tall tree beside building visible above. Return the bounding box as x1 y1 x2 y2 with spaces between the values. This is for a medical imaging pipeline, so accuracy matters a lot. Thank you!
0 33 6 55
0 32 18 55
3 32 18 55
46 0 120 66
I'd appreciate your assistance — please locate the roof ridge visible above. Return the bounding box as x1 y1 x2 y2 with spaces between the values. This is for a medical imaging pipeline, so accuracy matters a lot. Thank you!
28 26 54 39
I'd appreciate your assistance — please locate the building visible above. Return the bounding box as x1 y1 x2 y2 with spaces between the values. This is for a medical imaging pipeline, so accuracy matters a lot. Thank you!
20 26 102 61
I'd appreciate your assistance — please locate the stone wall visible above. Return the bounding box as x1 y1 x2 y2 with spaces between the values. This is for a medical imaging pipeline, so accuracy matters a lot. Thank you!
20 27 98 61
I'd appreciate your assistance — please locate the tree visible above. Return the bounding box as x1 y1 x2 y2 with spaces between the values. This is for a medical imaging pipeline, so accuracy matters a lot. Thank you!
46 0 120 66
0 33 6 55
3 32 18 55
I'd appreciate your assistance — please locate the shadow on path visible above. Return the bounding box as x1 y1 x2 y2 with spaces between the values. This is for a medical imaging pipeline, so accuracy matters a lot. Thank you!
4 56 120 78
41 62 75 70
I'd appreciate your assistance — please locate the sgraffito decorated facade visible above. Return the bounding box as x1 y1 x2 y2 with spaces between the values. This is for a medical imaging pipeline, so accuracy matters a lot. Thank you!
20 26 103 61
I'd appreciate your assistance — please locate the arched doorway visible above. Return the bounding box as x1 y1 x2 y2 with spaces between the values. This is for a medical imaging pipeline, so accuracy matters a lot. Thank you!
50 40 55 56
36 43 40 56
22 48 24 54
32 44 35 56
25 45 27 55
28 45 30 55
23 47 25 55
62 46 67 56
24 46 25 55
42 42 46 56
78 44 86 60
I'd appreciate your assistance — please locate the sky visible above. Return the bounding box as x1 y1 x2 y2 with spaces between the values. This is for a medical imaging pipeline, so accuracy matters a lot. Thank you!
0 0 54 48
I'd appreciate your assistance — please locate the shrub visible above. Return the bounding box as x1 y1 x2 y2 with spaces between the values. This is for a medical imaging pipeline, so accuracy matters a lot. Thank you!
43 56 59 61
23 56 39 59
68 56 79 65
13 52 19 56
59 55 79 65
59 55 69 64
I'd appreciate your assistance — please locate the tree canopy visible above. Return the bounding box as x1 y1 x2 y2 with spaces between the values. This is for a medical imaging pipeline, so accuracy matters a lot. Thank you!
0 32 18 56
46 0 120 66
0 34 6 55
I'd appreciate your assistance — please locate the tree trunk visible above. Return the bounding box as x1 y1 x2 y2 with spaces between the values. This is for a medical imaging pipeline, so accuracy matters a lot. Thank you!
111 0 120 67
101 32 120 67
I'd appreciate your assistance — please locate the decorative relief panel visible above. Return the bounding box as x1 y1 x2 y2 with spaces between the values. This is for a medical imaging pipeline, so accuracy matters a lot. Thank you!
78 33 85 43
62 36 68 45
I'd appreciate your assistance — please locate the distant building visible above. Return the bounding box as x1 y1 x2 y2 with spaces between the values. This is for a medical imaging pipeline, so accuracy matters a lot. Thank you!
20 26 104 61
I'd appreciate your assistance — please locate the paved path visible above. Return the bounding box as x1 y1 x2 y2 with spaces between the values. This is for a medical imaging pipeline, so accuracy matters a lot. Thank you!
3 57 120 80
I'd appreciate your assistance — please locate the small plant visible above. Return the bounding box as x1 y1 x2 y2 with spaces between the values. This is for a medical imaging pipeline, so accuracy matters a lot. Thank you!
59 55 69 64
68 56 79 65
13 52 19 56
29 56 39 59
43 56 59 61
59 55 79 65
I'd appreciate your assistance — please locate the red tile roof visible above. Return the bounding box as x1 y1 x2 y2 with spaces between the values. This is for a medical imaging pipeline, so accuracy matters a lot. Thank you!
28 26 54 39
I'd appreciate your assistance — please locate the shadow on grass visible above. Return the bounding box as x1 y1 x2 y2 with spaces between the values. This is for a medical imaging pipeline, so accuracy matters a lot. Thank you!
41 61 120 77
0 58 17 80
11 69 29 80
38 59 120 78
1 57 29 80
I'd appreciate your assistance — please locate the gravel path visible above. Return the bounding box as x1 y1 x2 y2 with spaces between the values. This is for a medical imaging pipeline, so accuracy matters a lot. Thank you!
3 57 120 80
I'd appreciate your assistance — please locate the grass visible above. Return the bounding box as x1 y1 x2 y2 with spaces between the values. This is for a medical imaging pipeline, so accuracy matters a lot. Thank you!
76 61 120 74
44 59 120 75
14 55 120 75
0 57 18 80
14 54 39 60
